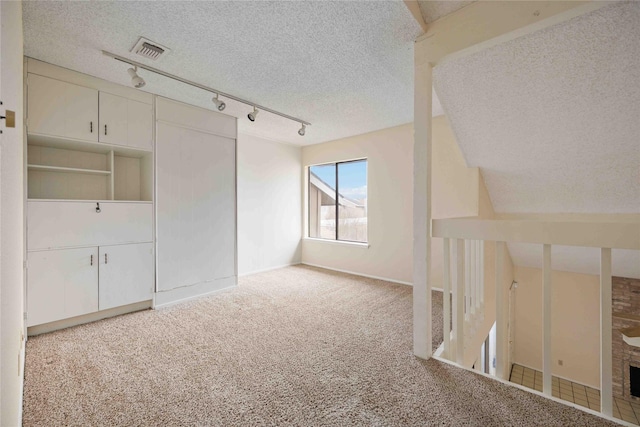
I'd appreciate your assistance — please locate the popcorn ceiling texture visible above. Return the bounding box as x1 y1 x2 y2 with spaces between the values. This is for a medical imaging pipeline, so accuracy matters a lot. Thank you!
23 266 618 426
21 1 442 146
434 1 640 214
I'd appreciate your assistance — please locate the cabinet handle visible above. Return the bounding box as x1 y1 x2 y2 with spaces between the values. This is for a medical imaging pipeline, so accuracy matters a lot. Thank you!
96 202 101 213
90 255 93 266
90 121 93 133
105 253 108 264
104 124 107 136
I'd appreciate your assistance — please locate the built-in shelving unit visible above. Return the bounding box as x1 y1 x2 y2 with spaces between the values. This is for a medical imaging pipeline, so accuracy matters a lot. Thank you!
25 58 156 332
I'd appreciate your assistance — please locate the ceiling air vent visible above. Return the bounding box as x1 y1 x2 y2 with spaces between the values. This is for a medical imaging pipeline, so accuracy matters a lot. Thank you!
130 37 170 61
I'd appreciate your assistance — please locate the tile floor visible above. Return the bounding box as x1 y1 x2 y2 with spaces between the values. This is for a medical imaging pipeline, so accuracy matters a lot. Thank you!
509 364 640 425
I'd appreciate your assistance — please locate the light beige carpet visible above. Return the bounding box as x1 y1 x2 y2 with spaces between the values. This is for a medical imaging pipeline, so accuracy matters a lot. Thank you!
23 265 614 426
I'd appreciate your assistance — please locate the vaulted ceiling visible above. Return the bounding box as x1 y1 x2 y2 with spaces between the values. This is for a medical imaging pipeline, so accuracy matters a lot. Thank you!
432 1 640 278
433 1 640 215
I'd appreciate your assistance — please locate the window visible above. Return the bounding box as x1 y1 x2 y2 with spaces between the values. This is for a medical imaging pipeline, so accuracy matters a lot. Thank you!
308 159 367 243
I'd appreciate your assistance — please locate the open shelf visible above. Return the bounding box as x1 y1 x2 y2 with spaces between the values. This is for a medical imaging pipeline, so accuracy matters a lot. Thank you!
28 164 111 176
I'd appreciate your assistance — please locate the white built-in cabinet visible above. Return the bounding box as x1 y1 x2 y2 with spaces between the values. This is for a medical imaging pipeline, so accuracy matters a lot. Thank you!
155 98 237 305
25 58 238 328
27 243 153 326
28 74 152 150
25 59 155 329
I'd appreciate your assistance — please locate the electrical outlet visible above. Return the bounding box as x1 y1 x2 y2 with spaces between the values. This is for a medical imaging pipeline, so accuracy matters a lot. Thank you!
558 359 563 366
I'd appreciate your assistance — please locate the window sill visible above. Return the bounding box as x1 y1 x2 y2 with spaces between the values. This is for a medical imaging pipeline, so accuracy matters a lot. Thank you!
303 237 370 249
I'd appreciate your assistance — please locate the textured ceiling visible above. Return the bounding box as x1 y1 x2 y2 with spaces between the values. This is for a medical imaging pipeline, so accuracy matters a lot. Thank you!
417 1 475 24
22 0 443 146
434 1 640 214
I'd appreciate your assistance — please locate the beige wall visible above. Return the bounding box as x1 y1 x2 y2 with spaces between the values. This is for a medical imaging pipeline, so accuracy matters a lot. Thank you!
237 134 302 275
302 117 484 284
513 265 600 388
301 123 414 283
1 1 25 425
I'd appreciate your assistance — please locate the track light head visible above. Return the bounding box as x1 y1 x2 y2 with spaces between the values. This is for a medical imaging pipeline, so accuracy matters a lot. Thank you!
212 94 226 111
298 123 306 136
127 67 146 88
248 107 259 122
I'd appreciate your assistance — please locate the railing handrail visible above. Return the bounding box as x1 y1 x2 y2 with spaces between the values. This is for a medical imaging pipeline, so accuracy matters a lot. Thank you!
432 218 640 250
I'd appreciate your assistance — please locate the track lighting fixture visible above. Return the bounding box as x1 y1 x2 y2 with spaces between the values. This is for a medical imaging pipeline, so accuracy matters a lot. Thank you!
127 66 146 88
104 51 310 136
212 94 226 111
248 107 259 122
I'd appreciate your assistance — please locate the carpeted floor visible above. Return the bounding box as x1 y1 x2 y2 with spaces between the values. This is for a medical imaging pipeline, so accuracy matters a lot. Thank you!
23 265 615 426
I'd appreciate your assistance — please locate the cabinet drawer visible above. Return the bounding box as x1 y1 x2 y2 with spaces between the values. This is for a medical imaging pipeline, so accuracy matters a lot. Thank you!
28 201 152 249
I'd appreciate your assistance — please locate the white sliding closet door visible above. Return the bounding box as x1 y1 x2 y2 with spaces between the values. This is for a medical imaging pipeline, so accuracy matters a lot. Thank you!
156 120 236 292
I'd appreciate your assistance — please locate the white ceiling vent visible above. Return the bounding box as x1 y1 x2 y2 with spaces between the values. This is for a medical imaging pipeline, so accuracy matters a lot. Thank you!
130 37 169 61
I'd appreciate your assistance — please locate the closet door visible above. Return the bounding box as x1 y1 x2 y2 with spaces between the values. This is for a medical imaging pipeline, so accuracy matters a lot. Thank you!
156 121 236 292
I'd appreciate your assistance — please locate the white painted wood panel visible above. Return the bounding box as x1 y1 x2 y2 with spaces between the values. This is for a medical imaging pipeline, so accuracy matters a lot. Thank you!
27 58 153 105
28 74 98 142
27 145 110 200
28 201 152 249
157 121 236 292
126 98 153 151
156 97 236 139
27 247 99 326
98 91 128 146
98 243 154 310
113 155 141 200
99 92 152 151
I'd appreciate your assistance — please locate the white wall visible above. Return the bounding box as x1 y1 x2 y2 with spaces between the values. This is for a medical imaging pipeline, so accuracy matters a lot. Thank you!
237 134 302 275
0 2 25 425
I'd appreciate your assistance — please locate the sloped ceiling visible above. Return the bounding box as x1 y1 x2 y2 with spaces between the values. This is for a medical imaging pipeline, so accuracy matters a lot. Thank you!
22 0 443 146
417 1 475 24
433 2 640 278
433 1 640 214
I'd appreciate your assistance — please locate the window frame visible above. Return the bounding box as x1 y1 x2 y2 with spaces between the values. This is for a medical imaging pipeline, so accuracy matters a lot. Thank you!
307 158 368 244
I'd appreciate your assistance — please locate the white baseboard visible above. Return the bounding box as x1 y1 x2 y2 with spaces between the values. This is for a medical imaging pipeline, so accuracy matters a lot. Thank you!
301 262 413 286
154 276 237 309
28 301 153 336
238 262 302 277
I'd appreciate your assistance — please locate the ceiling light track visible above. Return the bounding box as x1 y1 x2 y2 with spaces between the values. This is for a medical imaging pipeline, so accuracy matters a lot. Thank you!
102 50 311 131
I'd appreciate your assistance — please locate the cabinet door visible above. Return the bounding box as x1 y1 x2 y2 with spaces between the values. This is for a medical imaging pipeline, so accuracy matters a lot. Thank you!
99 243 154 310
28 74 99 142
98 92 128 146
28 201 153 250
27 247 99 326
99 92 152 151
126 99 153 151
